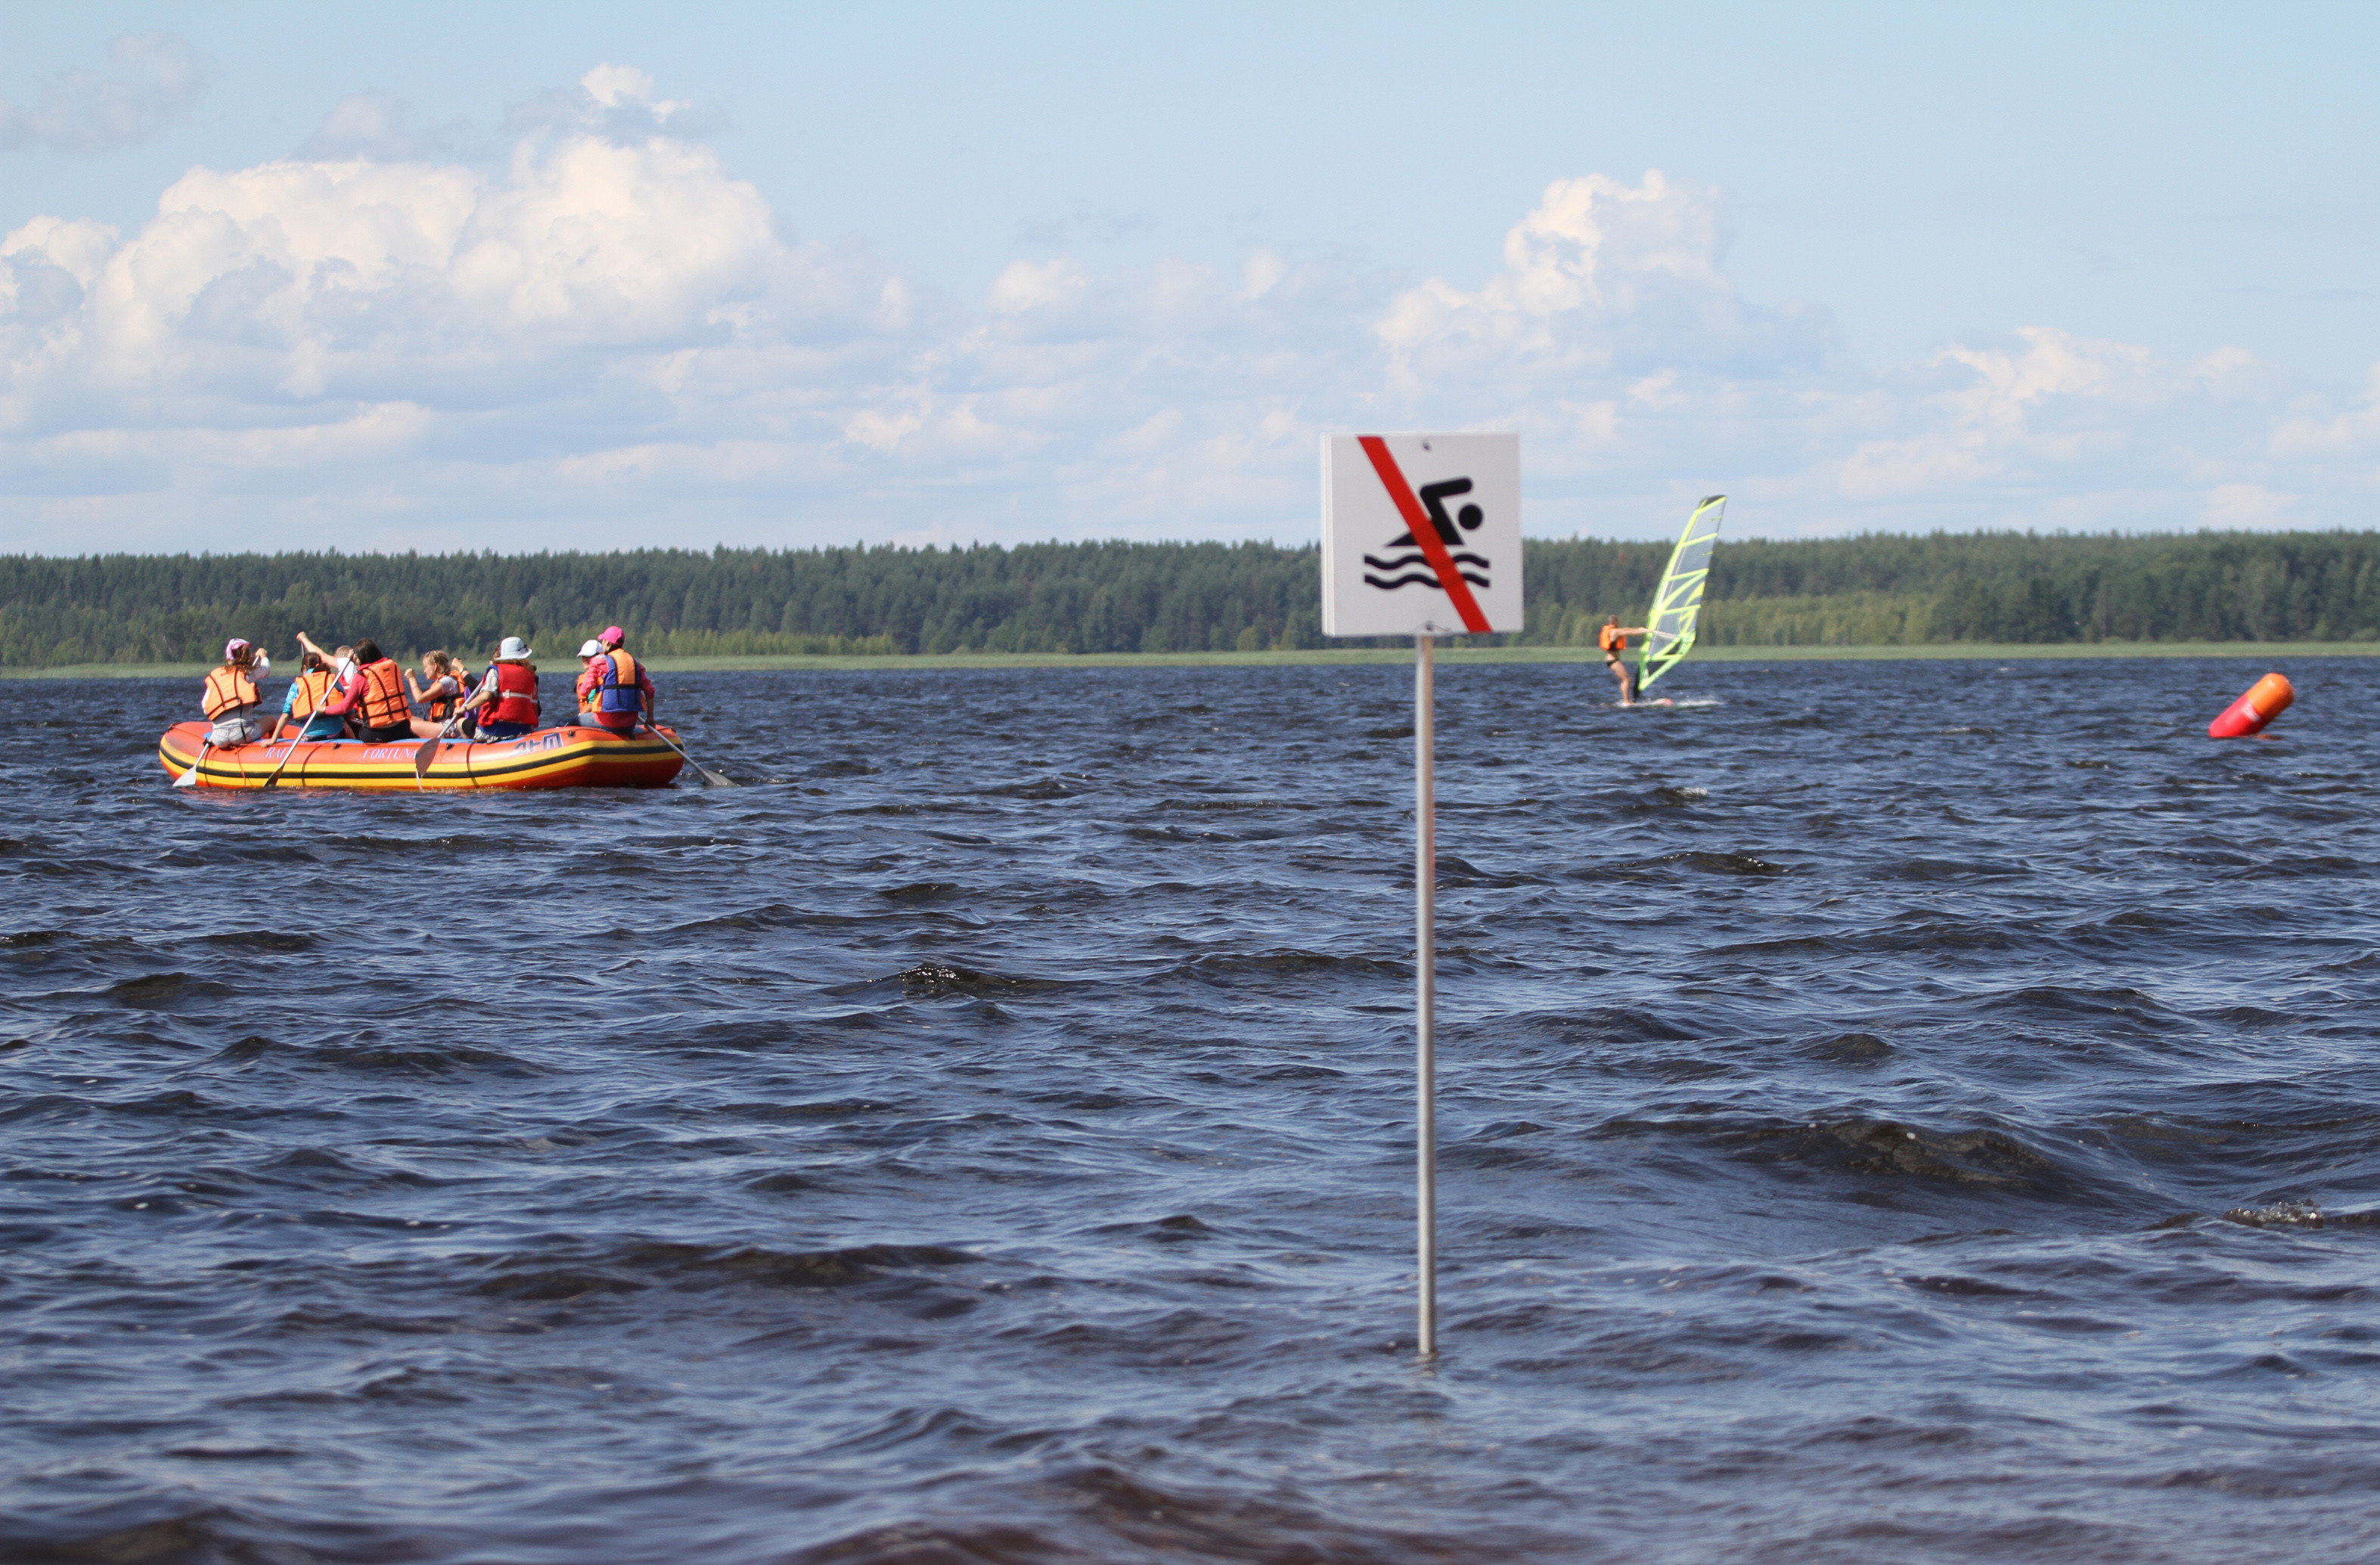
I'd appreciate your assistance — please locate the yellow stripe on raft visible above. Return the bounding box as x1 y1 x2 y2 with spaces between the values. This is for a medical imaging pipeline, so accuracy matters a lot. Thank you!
156 723 686 790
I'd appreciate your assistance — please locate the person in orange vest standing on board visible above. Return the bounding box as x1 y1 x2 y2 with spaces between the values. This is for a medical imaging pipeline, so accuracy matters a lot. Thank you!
583 625 656 738
1598 615 1649 707
298 633 414 743
455 637 543 739
201 638 272 745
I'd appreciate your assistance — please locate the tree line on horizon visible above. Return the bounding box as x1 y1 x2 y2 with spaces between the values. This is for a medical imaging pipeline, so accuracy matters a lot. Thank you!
5 531 2379 668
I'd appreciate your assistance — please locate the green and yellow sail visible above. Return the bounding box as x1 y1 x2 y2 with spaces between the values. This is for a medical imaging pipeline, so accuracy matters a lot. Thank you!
1637 495 1727 693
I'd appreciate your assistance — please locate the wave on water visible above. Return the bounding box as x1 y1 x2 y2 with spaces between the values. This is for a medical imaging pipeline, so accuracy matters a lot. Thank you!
5 657 2380 1563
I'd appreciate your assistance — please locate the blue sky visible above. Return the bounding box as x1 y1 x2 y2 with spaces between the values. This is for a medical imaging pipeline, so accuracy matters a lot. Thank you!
4 2 2377 552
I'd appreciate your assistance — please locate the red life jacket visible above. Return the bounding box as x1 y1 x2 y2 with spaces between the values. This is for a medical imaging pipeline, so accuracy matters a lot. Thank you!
1598 623 1628 654
203 664 259 718
484 662 541 727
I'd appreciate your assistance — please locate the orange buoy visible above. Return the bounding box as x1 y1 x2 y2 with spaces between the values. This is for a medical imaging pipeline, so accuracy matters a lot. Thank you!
2208 672 2294 739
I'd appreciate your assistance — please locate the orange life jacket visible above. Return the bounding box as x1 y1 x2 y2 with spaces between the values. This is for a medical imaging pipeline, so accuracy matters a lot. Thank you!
203 664 259 718
1599 624 1628 653
424 672 468 721
288 667 334 718
484 662 541 727
591 648 644 719
355 658 410 729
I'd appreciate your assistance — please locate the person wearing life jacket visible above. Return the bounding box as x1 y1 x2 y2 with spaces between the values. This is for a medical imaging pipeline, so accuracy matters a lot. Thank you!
456 637 542 739
301 634 414 743
568 638 606 727
405 650 473 739
448 654 481 731
296 633 362 737
201 639 270 745
270 650 346 742
1598 615 1649 707
582 625 656 738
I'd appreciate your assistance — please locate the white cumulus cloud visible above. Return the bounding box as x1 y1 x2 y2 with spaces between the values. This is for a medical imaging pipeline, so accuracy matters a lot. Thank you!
3 70 2378 552
0 82 922 545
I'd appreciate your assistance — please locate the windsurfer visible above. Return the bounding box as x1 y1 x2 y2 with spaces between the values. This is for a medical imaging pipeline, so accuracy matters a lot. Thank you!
1599 615 1647 705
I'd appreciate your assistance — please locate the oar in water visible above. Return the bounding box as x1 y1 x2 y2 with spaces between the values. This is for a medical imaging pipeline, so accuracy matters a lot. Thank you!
171 739 212 788
264 655 352 791
411 718 463 786
646 724 735 787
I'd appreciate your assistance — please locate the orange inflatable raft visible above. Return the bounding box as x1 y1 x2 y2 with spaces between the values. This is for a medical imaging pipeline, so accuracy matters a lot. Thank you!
157 722 686 791
2208 674 2295 739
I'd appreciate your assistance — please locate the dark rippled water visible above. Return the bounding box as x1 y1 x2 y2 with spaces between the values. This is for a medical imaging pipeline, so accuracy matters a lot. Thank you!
6 656 2380 1563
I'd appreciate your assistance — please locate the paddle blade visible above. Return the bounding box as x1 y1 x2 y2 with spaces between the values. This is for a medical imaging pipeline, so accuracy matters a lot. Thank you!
653 727 734 786
411 733 441 780
172 744 208 787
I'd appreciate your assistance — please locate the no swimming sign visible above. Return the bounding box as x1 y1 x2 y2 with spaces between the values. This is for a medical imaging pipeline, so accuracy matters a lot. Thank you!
1321 434 1522 637
1317 431 1521 1358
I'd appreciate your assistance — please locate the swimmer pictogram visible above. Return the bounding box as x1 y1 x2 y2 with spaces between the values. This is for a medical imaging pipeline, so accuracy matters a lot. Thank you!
1321 432 1519 639
1362 477 1490 592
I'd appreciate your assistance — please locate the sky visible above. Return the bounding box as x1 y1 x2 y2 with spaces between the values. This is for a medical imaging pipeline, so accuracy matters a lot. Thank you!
4 1 2378 553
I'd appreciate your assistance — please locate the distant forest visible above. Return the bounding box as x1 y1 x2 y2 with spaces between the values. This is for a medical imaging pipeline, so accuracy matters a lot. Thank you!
7 531 2380 667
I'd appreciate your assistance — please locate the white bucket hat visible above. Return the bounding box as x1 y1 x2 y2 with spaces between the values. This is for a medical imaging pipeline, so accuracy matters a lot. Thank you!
495 636 534 662
577 638 604 657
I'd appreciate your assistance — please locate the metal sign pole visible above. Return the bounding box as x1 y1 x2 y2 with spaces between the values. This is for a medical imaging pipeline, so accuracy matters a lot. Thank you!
1414 632 1438 1359
1324 432 1517 1361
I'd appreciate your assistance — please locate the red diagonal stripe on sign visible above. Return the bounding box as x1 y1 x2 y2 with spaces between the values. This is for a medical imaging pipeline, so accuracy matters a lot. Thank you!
1358 436 1490 634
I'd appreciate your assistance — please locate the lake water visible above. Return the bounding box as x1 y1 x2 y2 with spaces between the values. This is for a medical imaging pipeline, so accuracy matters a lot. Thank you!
5 657 2378 1563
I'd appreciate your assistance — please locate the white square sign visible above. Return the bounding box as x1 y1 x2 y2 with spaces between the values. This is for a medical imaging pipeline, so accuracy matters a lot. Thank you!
1321 433 1522 637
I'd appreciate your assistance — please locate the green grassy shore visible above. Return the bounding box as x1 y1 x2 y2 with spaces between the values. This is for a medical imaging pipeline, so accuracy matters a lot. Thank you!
8 640 2376 680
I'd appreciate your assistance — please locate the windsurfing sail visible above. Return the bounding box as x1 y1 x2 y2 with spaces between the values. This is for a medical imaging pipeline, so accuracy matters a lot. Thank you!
1636 494 1727 693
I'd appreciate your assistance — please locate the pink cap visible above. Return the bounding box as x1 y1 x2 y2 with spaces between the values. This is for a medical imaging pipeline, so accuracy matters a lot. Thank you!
600 625 625 646
225 638 253 660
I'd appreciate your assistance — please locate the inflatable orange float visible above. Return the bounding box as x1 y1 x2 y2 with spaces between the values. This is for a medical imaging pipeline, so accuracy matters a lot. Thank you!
2208 674 2294 739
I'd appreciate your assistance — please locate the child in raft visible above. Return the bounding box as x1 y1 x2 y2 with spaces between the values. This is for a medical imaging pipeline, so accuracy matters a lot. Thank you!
579 626 656 736
270 649 346 742
454 637 542 739
405 651 474 740
294 634 414 743
568 638 606 728
200 639 272 745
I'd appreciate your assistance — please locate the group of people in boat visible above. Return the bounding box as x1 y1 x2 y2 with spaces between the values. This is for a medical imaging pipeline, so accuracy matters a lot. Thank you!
200 627 657 747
